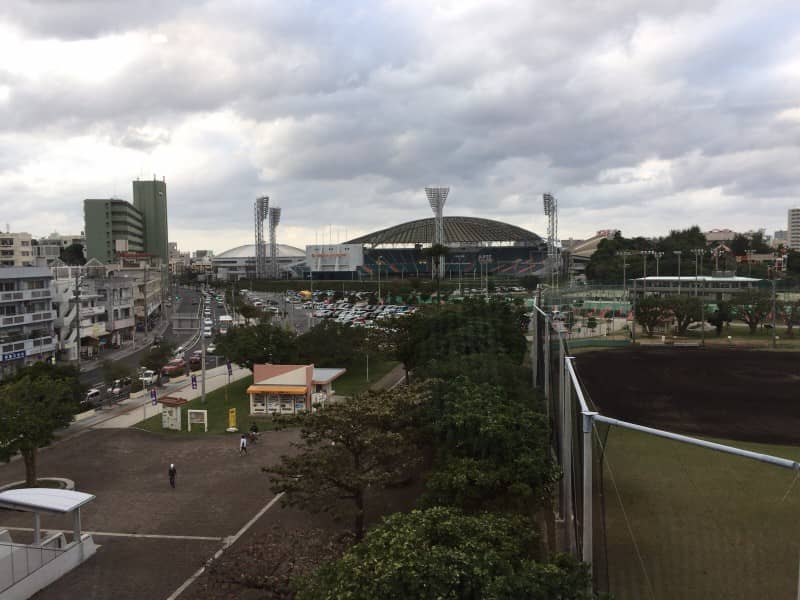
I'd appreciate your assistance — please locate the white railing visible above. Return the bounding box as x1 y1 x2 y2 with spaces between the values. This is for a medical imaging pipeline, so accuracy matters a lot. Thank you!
0 289 51 303
0 533 68 593
0 310 56 328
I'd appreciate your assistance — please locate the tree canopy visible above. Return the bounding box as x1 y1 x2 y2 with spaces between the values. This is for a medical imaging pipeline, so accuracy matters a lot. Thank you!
297 507 595 600
214 321 298 371
0 373 76 486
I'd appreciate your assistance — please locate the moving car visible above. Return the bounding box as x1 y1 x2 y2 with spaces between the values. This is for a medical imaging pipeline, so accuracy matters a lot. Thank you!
161 359 186 376
206 344 216 354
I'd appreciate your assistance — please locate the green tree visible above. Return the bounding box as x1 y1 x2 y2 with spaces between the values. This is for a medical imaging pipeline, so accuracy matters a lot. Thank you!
298 507 595 600
635 296 667 336
296 320 366 367
59 243 86 265
0 375 76 486
707 301 733 336
425 243 450 308
214 321 298 371
264 389 426 541
662 295 702 335
587 316 597 331
519 275 540 291
782 299 800 337
140 343 174 374
731 290 772 333
421 378 557 512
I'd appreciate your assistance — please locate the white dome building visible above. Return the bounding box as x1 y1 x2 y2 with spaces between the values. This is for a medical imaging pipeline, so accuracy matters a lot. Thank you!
212 244 306 281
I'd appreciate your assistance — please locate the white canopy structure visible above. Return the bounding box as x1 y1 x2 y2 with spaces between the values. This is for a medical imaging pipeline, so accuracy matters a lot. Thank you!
0 488 98 598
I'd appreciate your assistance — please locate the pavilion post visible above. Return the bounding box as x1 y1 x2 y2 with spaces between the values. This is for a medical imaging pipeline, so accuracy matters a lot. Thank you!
33 513 41 546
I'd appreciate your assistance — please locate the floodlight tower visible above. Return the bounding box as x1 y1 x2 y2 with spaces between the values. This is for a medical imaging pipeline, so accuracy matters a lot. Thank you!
425 186 450 277
269 206 282 279
254 196 269 279
543 193 559 288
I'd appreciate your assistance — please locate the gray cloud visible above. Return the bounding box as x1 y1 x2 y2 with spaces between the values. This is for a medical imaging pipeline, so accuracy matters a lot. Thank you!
1 0 799 249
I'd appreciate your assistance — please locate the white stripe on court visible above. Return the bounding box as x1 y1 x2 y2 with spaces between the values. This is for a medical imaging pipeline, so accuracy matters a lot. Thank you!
166 492 285 600
0 526 222 542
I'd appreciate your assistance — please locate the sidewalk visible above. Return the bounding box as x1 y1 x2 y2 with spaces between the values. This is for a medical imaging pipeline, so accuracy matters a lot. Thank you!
78 319 174 373
93 364 252 429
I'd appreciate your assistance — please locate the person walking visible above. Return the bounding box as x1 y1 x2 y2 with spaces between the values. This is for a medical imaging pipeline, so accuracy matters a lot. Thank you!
239 434 248 456
168 463 177 488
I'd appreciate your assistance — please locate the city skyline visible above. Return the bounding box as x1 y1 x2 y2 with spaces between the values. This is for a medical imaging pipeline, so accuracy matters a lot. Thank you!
1 1 799 253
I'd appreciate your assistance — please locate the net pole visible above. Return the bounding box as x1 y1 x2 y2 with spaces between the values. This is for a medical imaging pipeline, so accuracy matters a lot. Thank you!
561 340 575 551
582 411 598 574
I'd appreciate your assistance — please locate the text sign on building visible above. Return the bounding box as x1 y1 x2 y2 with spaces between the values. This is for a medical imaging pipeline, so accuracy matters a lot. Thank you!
305 244 364 271
1 350 25 363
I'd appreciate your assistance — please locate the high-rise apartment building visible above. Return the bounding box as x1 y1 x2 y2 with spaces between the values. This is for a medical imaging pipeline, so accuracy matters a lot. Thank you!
84 199 146 263
0 232 34 267
788 209 800 250
133 178 169 263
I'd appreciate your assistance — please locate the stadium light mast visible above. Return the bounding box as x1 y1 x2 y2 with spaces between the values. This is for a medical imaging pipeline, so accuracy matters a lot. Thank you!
616 250 633 293
269 206 282 279
425 187 450 278
673 250 682 294
254 196 269 279
543 193 558 288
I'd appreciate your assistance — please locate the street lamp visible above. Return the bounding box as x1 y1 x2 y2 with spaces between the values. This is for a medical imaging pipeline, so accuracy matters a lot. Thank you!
653 251 664 277
673 250 682 294
640 250 653 294
455 254 464 294
377 256 385 304
616 250 633 294
745 249 756 276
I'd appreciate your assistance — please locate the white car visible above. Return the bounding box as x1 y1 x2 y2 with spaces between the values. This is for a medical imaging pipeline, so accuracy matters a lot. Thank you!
204 329 213 338
206 344 216 354
173 346 185 357
204 318 213 326
139 369 158 386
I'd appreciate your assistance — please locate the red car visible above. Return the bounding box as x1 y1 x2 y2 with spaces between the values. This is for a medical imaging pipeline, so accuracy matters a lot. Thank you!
161 358 186 376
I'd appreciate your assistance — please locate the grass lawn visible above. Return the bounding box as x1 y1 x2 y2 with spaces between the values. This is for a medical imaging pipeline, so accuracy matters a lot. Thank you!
135 375 301 435
134 357 400 435
596 426 800 599
333 356 399 397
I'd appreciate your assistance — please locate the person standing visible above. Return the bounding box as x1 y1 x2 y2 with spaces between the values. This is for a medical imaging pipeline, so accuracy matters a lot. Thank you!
168 463 177 488
239 434 248 456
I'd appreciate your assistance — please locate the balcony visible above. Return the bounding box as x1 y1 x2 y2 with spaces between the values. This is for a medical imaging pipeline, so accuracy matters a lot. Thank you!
79 306 105 318
0 310 56 329
0 289 51 304
110 317 135 331
0 336 56 357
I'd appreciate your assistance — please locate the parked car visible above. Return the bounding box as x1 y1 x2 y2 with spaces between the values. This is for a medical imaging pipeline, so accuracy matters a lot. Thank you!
110 379 124 395
206 344 216 354
161 359 186 376
82 388 102 409
140 369 158 386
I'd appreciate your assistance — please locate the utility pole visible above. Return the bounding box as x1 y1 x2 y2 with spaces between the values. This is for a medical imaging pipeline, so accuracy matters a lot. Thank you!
73 268 82 369
771 269 777 349
673 250 682 294
201 306 207 403
143 264 149 335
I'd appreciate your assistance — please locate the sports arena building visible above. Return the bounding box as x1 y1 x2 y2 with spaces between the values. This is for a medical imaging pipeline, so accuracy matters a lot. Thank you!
212 244 306 281
308 216 548 280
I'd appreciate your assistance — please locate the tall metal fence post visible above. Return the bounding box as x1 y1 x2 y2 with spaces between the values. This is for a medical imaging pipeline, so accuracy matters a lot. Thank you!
544 323 551 406
582 410 598 575
561 345 575 554
532 308 539 389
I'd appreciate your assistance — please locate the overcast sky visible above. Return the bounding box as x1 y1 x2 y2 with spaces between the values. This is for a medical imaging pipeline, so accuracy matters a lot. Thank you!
1 0 799 253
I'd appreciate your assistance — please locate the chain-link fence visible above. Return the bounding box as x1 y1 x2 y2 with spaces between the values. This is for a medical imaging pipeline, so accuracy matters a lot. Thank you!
531 291 800 599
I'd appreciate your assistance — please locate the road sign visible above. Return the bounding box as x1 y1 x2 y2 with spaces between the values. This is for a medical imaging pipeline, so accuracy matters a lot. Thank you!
191 374 197 390
226 361 232 375
150 389 157 405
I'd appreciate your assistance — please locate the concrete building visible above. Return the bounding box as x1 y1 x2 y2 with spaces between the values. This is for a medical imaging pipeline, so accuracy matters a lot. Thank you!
133 178 169 263
631 274 761 303
34 232 86 264
213 244 306 282
788 209 800 250
0 267 57 380
773 230 787 247
247 363 346 415
84 199 145 263
50 260 136 362
0 232 34 267
115 257 166 333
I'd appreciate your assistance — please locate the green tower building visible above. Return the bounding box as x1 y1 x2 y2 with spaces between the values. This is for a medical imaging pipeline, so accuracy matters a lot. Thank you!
133 178 169 263
84 199 145 263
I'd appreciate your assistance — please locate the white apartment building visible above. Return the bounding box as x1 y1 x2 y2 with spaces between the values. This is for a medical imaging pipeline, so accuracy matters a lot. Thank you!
0 267 57 380
34 232 86 264
0 232 34 267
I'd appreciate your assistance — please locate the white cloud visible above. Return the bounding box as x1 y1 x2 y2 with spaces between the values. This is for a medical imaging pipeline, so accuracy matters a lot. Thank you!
0 0 799 252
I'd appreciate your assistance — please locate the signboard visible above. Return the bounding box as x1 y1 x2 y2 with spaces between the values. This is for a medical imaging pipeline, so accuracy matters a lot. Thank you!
228 407 237 429
305 244 364 272
150 389 158 405
191 375 197 390
226 361 233 376
187 409 208 432
1 350 25 363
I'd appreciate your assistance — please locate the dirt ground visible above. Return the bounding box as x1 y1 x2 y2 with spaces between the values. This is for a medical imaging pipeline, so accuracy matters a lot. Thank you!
574 347 800 444
0 425 423 599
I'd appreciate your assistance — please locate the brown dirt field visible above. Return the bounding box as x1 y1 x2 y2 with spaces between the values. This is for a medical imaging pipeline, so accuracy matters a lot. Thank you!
574 347 800 445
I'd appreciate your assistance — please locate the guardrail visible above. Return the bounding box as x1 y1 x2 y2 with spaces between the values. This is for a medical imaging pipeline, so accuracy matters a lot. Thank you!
0 531 68 594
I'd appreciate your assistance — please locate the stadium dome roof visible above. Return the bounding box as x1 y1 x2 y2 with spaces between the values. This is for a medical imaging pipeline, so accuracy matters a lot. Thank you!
215 244 305 259
345 216 542 246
